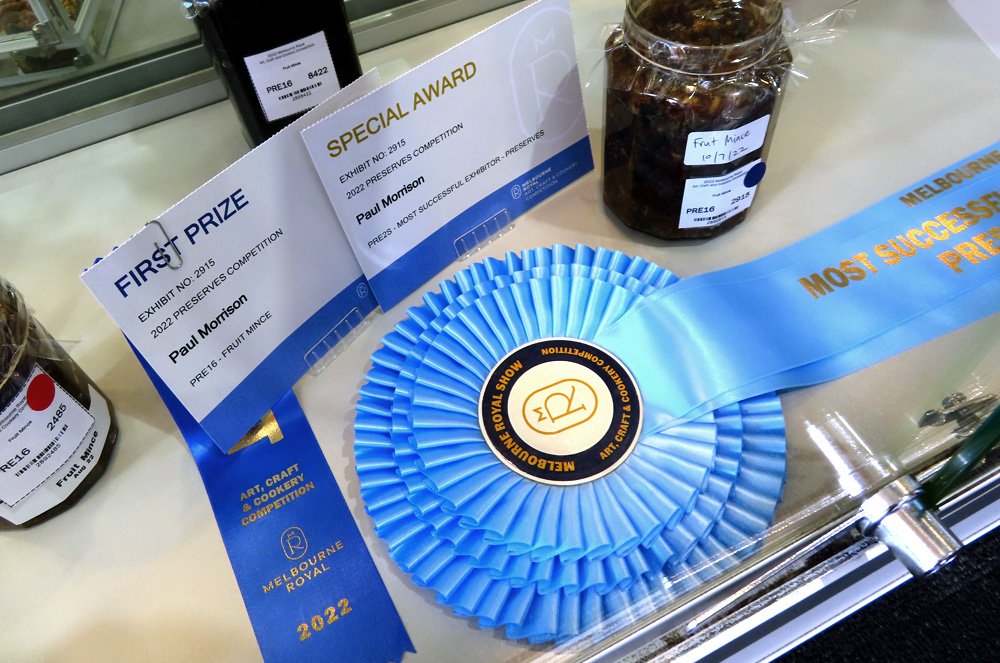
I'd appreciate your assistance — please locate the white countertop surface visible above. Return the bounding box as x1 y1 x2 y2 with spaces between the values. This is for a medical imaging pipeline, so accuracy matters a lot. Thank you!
2 1 1000 661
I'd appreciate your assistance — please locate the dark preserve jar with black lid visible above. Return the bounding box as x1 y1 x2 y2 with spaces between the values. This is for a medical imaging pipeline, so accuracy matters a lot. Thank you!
604 0 792 240
0 277 118 529
187 0 363 146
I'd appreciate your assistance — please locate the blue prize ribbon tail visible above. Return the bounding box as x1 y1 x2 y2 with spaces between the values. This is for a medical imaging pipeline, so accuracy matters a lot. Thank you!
131 345 415 663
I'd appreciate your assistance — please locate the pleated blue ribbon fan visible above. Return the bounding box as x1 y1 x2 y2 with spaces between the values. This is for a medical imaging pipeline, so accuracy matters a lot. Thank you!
354 246 786 643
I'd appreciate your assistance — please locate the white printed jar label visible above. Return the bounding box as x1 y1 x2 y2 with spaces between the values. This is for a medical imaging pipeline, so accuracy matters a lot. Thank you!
0 385 111 526
684 115 771 166
678 159 765 229
243 31 341 123
0 365 95 506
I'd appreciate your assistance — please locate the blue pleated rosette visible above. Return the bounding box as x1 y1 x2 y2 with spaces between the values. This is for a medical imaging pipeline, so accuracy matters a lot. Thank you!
354 245 787 644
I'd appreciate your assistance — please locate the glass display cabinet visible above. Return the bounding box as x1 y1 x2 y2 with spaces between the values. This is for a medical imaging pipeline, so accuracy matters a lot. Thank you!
0 0 122 85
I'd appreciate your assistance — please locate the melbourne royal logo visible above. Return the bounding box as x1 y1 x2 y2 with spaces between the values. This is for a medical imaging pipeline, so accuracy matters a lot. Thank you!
479 338 641 484
281 526 308 560
523 378 597 435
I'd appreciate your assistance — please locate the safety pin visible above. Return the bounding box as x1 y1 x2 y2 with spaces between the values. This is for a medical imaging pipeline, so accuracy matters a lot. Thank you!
145 219 183 269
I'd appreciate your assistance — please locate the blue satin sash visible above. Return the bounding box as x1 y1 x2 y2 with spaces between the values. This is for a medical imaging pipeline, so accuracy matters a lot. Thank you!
596 141 1000 435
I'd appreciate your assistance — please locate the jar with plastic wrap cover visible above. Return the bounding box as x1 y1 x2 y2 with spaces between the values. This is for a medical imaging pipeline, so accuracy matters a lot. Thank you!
604 0 792 239
0 277 118 528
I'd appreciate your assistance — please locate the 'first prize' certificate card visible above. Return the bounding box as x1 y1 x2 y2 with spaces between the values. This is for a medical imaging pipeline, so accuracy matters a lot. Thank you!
82 75 382 450
301 0 593 310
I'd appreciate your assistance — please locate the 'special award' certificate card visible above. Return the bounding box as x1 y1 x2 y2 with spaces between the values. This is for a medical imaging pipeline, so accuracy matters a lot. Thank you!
301 0 594 310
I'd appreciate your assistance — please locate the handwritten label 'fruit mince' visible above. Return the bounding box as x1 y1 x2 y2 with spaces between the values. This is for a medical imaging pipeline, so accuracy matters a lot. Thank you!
684 115 771 166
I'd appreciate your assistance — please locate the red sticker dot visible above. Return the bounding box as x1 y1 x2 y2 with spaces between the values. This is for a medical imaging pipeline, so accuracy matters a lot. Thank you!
26 373 56 411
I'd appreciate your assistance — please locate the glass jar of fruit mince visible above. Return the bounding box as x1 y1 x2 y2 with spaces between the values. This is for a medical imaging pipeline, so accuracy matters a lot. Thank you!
603 0 792 240
0 277 118 528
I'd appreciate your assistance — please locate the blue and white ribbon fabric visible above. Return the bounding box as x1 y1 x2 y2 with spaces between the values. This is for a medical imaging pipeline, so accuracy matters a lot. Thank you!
355 245 786 643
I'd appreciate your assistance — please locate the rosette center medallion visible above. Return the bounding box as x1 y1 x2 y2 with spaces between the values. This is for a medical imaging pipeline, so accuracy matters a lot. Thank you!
478 338 642 485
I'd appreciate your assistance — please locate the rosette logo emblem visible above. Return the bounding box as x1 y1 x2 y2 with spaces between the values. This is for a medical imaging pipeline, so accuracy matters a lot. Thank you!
523 379 597 435
479 338 641 485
